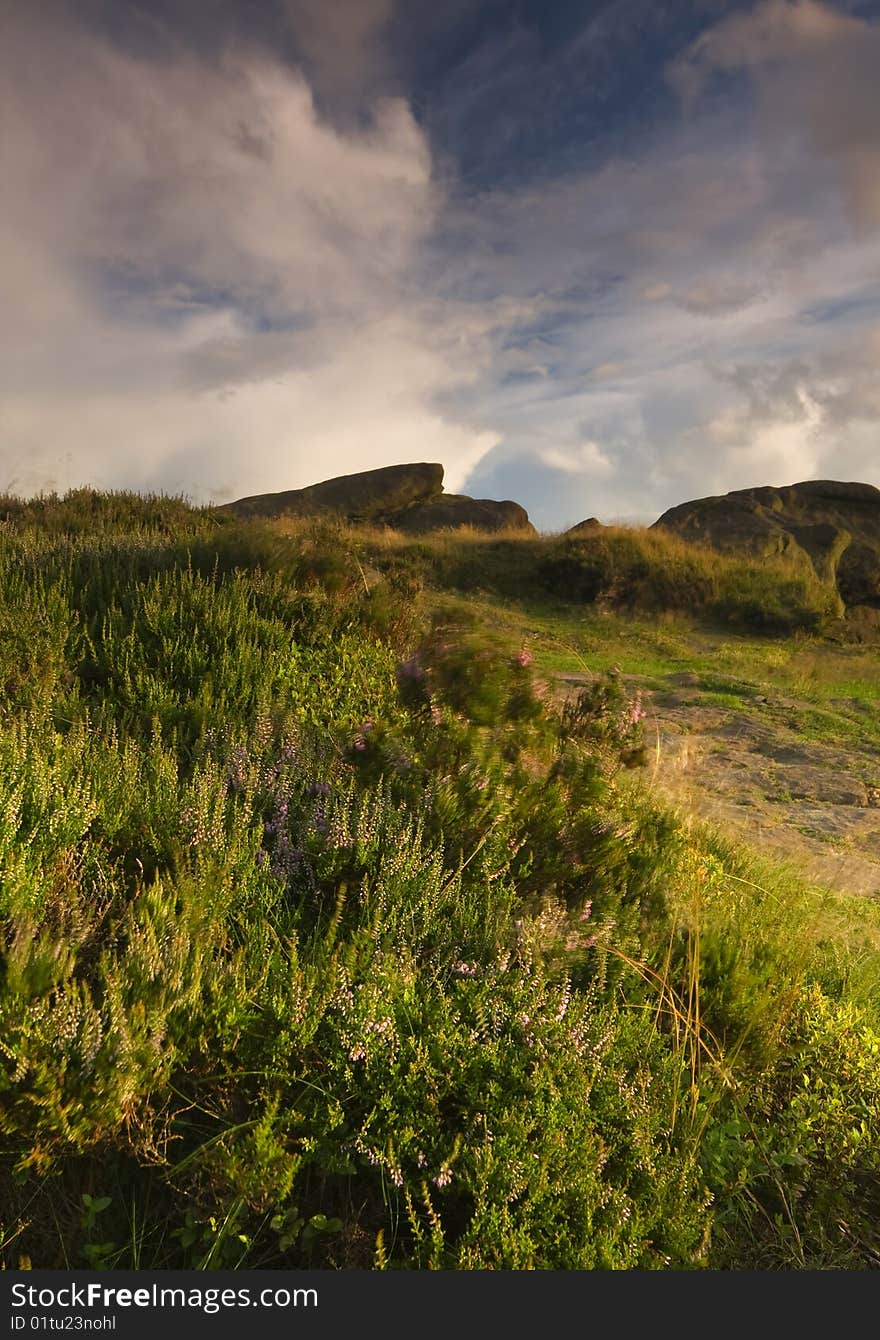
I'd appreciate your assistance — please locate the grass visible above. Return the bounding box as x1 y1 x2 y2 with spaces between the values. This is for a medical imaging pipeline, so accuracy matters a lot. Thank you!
1 490 879 1270
388 588 880 753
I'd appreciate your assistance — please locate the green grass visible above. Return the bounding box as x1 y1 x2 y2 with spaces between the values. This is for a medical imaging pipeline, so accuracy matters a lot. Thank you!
686 691 749 711
390 585 880 754
1 491 879 1270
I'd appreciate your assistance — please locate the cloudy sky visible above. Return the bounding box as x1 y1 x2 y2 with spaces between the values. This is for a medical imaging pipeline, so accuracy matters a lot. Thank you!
3 0 880 527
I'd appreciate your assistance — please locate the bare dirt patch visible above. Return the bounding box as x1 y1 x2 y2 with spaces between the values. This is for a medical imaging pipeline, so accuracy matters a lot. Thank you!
558 672 880 897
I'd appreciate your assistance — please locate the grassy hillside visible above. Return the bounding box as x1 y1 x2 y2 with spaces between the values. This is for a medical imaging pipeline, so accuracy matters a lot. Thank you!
1 491 879 1269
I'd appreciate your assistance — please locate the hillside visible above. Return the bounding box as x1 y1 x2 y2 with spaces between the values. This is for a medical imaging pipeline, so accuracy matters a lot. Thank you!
1 489 879 1271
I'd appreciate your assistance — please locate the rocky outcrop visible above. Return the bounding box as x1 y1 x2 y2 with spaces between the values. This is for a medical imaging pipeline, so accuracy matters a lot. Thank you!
652 480 880 609
218 463 536 534
836 541 880 609
392 495 535 535
565 517 603 535
219 462 444 521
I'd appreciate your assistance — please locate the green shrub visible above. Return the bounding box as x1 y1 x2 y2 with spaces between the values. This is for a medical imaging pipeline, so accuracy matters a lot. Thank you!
0 493 877 1270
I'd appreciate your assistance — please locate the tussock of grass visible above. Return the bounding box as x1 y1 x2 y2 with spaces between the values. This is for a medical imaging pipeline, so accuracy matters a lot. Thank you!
329 520 839 633
1 490 878 1270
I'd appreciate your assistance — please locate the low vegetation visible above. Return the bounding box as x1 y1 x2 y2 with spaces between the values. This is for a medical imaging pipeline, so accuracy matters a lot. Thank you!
1 491 878 1269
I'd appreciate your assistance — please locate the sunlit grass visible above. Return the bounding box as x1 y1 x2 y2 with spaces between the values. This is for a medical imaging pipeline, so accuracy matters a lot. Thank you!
0 490 878 1270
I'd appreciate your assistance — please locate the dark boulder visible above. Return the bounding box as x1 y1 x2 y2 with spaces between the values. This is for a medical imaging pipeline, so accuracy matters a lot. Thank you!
219 462 444 521
652 479 880 610
791 480 880 504
565 517 603 535
392 494 536 535
837 541 880 609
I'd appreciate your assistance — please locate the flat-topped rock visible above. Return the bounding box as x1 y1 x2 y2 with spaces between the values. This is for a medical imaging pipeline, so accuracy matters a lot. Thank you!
219 462 444 521
219 463 536 534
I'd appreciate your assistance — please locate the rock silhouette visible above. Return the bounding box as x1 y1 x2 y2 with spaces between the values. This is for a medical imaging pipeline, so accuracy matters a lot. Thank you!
218 462 444 522
219 463 535 533
393 494 534 534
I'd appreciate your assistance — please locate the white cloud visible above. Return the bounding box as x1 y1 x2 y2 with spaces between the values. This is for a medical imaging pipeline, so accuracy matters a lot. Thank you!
640 283 672 302
4 1 880 526
0 8 497 501
669 0 880 228
667 0 862 104
539 441 614 477
448 6 880 525
692 385 824 491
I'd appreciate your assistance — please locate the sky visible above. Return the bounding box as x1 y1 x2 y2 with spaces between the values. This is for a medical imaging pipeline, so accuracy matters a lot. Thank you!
3 0 880 528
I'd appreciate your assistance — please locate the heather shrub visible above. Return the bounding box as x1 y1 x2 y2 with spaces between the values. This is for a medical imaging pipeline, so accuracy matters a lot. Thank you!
0 493 878 1270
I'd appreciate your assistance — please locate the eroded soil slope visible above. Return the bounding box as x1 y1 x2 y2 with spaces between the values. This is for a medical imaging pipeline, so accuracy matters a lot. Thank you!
642 676 880 897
